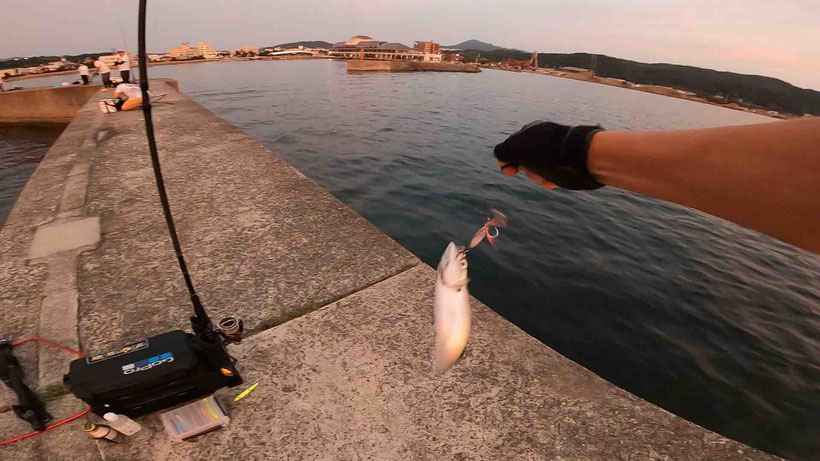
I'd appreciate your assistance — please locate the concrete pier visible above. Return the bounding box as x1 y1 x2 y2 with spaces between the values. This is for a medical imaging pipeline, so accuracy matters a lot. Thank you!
0 81 778 460
0 85 102 123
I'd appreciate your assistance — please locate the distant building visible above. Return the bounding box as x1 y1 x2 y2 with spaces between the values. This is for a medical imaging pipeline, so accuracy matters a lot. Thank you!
169 42 216 59
45 60 65 71
171 43 191 59
331 35 442 62
414 41 440 54
243 45 259 55
196 42 218 59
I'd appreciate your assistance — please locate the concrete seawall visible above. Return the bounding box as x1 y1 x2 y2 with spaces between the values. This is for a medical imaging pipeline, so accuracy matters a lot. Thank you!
347 60 481 73
0 80 778 460
0 85 102 123
0 81 181 123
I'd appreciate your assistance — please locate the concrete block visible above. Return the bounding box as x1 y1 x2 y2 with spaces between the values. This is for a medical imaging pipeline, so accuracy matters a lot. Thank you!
59 170 89 213
28 217 100 260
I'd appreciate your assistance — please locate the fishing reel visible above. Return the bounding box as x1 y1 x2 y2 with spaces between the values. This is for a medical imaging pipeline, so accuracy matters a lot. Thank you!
217 316 244 343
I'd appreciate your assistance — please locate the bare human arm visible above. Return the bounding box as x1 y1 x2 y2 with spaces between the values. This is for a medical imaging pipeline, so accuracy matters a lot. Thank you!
495 117 820 253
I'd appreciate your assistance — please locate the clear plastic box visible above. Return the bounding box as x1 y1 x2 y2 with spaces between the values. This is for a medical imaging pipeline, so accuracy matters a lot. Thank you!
160 395 230 442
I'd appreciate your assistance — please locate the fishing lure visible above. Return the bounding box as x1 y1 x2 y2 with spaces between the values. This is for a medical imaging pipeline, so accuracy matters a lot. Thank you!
468 209 508 249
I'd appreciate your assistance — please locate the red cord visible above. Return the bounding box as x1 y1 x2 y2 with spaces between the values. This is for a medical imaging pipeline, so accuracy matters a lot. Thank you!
1 337 89 446
11 337 85 357
0 406 91 446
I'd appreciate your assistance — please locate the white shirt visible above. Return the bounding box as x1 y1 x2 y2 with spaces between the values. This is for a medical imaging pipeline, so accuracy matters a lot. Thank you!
115 83 142 99
94 60 110 73
118 53 131 71
78 65 89 76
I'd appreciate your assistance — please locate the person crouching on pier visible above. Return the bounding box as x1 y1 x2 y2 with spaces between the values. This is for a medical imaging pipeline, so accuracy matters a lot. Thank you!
112 83 143 111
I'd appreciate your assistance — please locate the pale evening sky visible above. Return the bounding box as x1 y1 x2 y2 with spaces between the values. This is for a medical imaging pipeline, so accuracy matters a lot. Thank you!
2 0 818 90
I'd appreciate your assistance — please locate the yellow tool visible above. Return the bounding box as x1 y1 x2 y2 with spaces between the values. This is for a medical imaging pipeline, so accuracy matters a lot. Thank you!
233 382 259 402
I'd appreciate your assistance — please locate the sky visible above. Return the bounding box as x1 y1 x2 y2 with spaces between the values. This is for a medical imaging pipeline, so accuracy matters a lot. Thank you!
2 0 818 90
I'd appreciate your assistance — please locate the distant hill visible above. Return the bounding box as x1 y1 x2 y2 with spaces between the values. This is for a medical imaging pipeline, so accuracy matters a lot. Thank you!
537 53 820 116
451 48 819 115
268 41 333 49
443 40 510 51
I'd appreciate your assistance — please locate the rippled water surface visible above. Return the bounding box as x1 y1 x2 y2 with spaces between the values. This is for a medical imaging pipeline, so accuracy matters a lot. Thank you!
0 123 66 227
3 60 817 458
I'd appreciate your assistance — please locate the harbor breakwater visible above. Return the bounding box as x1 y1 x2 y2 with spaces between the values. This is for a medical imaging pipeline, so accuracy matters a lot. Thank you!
347 60 480 72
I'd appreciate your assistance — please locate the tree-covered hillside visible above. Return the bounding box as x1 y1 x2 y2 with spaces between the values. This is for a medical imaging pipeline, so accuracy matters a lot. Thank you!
451 49 819 115
538 53 819 115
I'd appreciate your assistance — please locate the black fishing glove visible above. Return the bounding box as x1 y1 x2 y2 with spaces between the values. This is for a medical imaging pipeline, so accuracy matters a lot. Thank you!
494 121 604 190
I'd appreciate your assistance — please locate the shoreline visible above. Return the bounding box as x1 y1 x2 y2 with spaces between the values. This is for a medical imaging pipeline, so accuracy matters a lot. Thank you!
7 58 787 118
5 69 78 81
486 66 786 119
3 55 330 81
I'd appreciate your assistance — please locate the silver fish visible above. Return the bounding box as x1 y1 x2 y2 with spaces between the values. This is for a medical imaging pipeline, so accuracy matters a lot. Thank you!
433 242 471 373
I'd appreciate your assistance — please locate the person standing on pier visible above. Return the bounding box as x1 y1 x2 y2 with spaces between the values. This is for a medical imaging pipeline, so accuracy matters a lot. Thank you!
93 57 113 88
78 62 90 85
114 51 131 83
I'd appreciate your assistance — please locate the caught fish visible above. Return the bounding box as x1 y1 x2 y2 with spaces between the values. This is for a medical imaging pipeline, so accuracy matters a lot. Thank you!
433 209 509 373
433 242 471 373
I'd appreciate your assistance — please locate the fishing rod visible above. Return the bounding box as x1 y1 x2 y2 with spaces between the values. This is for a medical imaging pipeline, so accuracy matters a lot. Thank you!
137 0 210 335
61 0 244 418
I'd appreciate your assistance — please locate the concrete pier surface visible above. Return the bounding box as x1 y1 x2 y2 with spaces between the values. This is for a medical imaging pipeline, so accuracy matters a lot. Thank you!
0 81 779 460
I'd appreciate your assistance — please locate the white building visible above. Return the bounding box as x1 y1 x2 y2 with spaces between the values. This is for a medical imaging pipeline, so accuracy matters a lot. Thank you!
169 42 217 59
330 35 443 62
196 42 218 59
